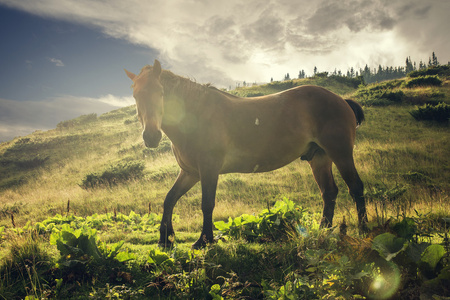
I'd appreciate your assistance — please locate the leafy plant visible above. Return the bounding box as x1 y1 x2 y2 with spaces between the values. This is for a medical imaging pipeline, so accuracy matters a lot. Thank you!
32 211 163 235
50 225 135 267
214 198 317 242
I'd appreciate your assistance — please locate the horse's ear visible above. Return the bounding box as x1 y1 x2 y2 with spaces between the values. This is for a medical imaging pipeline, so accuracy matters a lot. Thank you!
153 59 162 77
124 69 136 81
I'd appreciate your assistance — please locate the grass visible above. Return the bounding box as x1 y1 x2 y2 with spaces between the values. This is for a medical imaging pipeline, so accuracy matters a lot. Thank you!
0 67 449 298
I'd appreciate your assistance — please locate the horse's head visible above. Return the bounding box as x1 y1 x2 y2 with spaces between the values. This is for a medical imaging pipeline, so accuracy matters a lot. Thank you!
125 60 164 148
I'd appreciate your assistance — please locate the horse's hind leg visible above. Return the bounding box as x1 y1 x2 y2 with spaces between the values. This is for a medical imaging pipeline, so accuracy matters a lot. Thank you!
332 154 368 232
308 151 339 228
159 170 199 247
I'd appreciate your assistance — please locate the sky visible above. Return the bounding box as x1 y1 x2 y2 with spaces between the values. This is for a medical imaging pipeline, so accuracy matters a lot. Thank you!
0 0 449 142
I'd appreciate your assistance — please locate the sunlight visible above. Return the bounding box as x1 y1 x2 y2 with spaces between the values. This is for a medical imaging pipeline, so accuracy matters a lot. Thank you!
368 264 401 300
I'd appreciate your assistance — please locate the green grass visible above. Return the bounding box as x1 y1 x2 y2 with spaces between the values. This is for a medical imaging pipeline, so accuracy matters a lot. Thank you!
0 67 449 298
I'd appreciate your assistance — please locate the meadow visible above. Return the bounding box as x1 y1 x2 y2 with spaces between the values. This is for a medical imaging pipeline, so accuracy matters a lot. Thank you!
0 66 449 299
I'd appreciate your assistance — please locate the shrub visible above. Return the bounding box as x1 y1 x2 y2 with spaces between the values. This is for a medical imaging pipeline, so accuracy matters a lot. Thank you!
81 161 145 188
329 75 365 88
214 198 317 242
354 85 405 106
410 102 450 123
267 80 294 90
408 65 450 78
403 75 442 88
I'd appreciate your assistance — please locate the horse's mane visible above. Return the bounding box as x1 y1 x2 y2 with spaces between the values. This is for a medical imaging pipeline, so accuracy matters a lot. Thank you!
139 65 238 102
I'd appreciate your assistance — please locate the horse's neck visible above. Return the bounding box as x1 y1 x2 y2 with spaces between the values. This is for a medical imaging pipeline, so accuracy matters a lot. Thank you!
160 71 206 142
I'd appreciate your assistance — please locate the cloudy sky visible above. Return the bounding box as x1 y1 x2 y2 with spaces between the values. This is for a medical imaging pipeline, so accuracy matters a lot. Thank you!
0 0 449 142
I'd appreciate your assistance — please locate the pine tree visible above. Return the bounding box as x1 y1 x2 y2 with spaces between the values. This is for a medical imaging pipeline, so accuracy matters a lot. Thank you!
406 56 414 73
432 52 439 66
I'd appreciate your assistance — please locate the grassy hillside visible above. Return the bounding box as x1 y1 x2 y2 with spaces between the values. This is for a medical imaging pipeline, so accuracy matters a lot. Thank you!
0 67 449 299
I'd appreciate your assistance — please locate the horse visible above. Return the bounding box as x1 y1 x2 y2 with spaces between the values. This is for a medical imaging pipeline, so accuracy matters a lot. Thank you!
125 60 368 248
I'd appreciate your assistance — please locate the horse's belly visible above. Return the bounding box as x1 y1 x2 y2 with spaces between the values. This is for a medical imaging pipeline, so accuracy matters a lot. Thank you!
220 146 302 174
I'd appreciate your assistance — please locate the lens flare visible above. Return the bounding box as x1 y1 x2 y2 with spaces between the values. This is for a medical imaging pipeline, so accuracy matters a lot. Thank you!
367 263 401 300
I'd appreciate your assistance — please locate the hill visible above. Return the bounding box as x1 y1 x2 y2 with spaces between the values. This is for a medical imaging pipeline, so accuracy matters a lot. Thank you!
0 67 449 299
1 69 449 227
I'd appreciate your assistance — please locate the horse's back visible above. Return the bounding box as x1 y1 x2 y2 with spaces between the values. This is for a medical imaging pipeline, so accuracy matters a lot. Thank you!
219 85 357 173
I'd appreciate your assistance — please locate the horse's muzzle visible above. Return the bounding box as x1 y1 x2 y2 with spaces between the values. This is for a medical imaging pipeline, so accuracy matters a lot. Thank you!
143 129 162 148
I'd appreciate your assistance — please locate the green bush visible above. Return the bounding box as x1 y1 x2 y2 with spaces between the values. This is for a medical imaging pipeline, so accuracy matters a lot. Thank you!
214 198 317 242
329 75 365 88
408 65 450 78
81 161 145 188
410 102 450 123
354 85 405 106
403 75 442 88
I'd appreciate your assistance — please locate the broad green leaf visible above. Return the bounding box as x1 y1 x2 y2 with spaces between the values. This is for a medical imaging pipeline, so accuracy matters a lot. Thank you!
405 242 430 264
420 244 445 274
214 220 230 231
148 248 174 266
372 233 408 261
56 240 85 257
392 217 416 240
107 240 125 258
115 251 136 262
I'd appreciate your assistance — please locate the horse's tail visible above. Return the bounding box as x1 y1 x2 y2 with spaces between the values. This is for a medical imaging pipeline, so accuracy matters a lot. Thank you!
345 99 365 127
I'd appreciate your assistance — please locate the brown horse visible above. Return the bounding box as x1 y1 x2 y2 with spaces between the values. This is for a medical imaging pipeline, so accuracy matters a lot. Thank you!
125 60 368 248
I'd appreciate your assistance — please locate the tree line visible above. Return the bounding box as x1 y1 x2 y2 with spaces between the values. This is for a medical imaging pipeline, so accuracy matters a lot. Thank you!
290 52 445 84
237 52 446 89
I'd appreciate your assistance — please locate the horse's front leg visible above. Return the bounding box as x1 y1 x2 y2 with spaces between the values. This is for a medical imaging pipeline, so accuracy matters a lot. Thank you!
192 167 220 249
159 170 198 247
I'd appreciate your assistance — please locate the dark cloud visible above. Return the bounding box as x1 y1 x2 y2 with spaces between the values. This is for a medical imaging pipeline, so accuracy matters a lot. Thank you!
305 0 396 34
205 16 235 36
241 7 285 50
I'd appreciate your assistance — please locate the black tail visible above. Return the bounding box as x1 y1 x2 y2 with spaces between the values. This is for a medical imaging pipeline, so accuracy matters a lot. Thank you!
345 99 365 127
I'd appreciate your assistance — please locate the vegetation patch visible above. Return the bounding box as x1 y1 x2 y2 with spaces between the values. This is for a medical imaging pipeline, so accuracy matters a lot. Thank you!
353 84 405 106
408 65 450 78
402 75 442 88
214 198 318 242
410 102 450 123
57 113 97 130
1 200 449 299
81 161 145 189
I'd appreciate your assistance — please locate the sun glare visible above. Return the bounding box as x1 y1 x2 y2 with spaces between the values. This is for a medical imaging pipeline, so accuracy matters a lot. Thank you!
368 264 401 300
